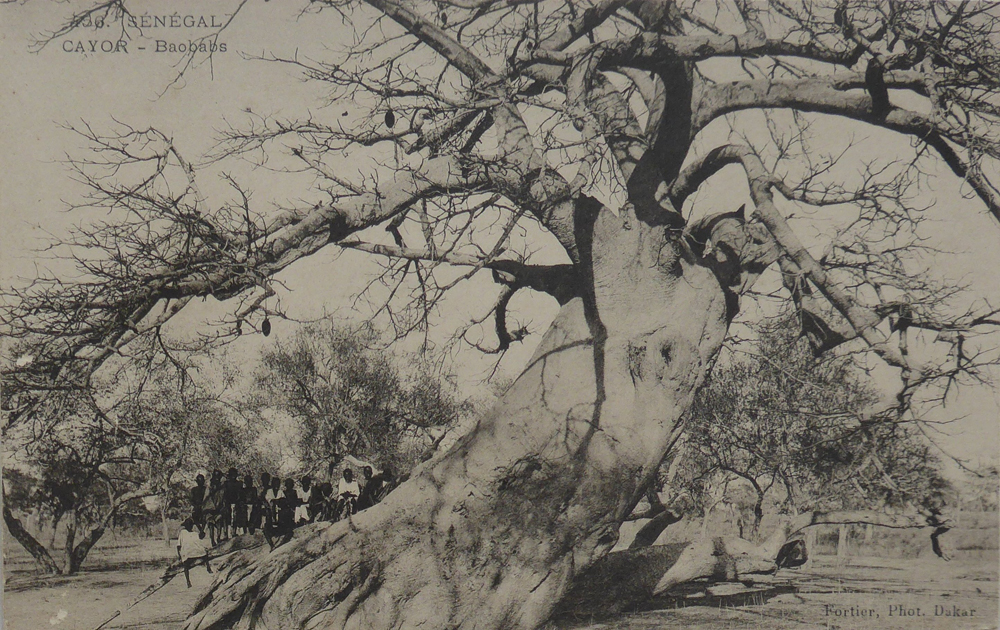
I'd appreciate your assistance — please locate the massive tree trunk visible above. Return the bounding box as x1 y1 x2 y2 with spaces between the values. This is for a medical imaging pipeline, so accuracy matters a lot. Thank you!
187 204 736 629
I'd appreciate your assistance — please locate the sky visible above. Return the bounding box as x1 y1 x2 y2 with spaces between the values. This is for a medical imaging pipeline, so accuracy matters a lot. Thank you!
1 0 998 479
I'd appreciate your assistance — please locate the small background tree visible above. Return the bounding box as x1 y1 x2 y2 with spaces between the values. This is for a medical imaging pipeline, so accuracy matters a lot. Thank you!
2 350 268 574
675 316 950 541
251 318 474 475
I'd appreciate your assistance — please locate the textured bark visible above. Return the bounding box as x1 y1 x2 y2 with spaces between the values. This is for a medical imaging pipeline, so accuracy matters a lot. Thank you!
652 532 778 595
652 514 812 595
184 188 779 629
187 203 734 630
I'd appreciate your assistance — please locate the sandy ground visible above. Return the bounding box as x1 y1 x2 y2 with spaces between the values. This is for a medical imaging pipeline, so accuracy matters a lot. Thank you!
3 538 998 630
550 551 999 630
3 536 208 630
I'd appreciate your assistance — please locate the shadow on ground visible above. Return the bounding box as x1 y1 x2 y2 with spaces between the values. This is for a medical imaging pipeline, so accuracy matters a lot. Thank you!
551 544 798 624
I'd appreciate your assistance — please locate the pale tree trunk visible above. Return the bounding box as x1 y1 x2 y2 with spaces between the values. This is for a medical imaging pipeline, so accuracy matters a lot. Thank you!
836 524 849 566
623 487 682 550
186 204 737 630
162 500 171 548
48 510 63 550
803 526 818 569
637 511 940 598
652 518 801 595
185 25 781 623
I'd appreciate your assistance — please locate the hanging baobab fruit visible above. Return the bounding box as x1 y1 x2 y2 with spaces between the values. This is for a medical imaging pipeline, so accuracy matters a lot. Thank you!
261 317 271 337
384 108 396 128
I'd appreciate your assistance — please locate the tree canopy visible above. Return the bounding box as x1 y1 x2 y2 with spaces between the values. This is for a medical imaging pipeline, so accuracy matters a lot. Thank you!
4 0 1000 423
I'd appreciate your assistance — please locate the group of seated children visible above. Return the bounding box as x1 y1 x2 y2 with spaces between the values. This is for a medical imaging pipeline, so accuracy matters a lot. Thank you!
188 463 395 552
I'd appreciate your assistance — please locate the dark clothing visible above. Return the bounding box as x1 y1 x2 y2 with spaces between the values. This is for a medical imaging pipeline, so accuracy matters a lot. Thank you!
221 478 241 531
223 478 242 506
360 474 393 509
308 491 323 522
247 487 264 532
209 483 229 532
265 492 297 547
276 493 297 530
234 486 250 530
191 485 206 508
191 485 207 524
318 494 336 521
357 480 380 511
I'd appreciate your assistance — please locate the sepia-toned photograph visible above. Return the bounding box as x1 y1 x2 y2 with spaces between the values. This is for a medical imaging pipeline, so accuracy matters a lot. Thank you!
2 1 999 628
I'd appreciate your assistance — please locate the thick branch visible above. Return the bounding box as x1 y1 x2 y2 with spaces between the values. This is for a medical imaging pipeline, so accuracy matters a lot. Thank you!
653 508 943 595
677 145 916 371
338 239 580 303
2 155 479 427
363 0 495 82
694 77 1000 221
520 30 864 70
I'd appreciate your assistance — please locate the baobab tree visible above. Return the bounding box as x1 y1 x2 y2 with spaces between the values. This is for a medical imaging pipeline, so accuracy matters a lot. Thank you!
3 0 1000 628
